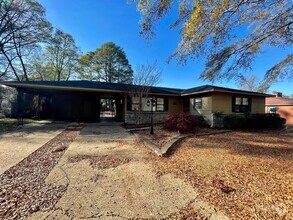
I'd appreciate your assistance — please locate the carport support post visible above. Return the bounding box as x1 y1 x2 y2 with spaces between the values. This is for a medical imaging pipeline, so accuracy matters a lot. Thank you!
17 89 24 126
36 94 41 119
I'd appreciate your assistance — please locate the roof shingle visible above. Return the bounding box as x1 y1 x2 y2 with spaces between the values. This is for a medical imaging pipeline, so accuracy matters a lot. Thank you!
0 80 272 97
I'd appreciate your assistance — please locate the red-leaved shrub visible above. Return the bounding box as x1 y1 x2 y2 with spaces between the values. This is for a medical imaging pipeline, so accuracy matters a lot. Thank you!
164 112 196 134
164 113 179 130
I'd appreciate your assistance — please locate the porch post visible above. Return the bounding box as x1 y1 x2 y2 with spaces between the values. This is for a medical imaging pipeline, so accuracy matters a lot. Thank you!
37 94 41 119
17 88 24 126
97 96 101 121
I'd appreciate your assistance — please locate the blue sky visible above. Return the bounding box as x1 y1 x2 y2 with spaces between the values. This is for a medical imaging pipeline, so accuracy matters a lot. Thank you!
38 0 292 95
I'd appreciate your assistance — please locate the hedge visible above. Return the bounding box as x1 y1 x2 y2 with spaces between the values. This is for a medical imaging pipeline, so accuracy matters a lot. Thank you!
223 113 286 129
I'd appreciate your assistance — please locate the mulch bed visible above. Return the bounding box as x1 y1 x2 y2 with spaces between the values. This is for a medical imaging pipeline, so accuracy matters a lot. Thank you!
0 125 82 220
143 131 293 219
137 125 220 149
137 126 179 149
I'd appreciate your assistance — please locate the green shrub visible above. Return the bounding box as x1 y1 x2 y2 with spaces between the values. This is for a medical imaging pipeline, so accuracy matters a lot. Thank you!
263 114 286 128
223 115 247 129
0 112 5 119
213 111 224 117
2 108 11 118
223 113 286 129
193 115 209 127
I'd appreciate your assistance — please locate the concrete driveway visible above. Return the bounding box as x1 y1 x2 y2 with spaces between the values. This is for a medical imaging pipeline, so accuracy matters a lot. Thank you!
0 122 67 175
28 122 204 219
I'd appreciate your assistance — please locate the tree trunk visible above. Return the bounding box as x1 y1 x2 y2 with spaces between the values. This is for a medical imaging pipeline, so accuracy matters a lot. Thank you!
57 70 61 81
1 49 20 81
12 33 29 81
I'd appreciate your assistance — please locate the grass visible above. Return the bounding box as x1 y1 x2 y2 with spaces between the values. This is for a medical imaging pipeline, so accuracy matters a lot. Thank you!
0 118 36 134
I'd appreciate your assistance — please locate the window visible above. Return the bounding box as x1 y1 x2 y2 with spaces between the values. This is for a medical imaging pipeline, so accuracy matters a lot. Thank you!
232 97 251 113
130 97 167 112
142 97 155 111
269 107 278 113
193 97 202 109
131 97 139 111
156 98 165 111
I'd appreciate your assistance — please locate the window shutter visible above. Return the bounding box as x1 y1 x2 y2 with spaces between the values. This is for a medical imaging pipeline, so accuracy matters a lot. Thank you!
248 97 252 112
164 98 168 111
232 96 236 112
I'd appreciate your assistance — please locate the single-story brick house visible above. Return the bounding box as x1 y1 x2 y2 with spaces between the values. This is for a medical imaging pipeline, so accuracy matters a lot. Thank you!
1 81 272 126
265 92 293 125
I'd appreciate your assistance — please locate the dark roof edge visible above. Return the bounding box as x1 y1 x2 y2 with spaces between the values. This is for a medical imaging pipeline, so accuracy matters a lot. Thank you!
0 80 184 92
0 81 274 97
181 84 273 97
211 84 274 97
0 81 181 96
212 88 274 97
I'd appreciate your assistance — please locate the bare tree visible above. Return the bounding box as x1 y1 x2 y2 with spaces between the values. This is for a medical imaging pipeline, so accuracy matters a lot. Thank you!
128 62 162 125
238 73 269 93
237 71 290 93
0 0 52 81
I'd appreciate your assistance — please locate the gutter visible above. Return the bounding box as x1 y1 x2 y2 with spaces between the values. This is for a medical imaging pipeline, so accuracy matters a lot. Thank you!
0 81 273 97
0 82 181 97
181 89 273 97
213 89 273 97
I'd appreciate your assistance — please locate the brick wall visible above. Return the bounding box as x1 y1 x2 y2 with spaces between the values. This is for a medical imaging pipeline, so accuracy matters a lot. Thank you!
125 111 168 124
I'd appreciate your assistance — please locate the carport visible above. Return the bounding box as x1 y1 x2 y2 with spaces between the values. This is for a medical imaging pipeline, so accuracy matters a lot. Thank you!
2 81 126 123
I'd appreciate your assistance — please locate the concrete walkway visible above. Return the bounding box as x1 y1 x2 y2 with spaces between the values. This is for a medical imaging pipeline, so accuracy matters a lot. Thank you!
29 122 201 219
0 123 67 175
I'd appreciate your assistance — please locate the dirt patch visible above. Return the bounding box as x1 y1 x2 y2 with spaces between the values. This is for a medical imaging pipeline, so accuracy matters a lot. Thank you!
102 139 129 147
0 126 82 220
166 202 209 219
212 179 236 194
68 154 131 170
90 174 106 182
142 131 293 219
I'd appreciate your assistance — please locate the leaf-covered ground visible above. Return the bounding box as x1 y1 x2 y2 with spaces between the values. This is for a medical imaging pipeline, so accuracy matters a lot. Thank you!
137 125 180 148
0 125 82 220
144 131 293 219
137 125 219 149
